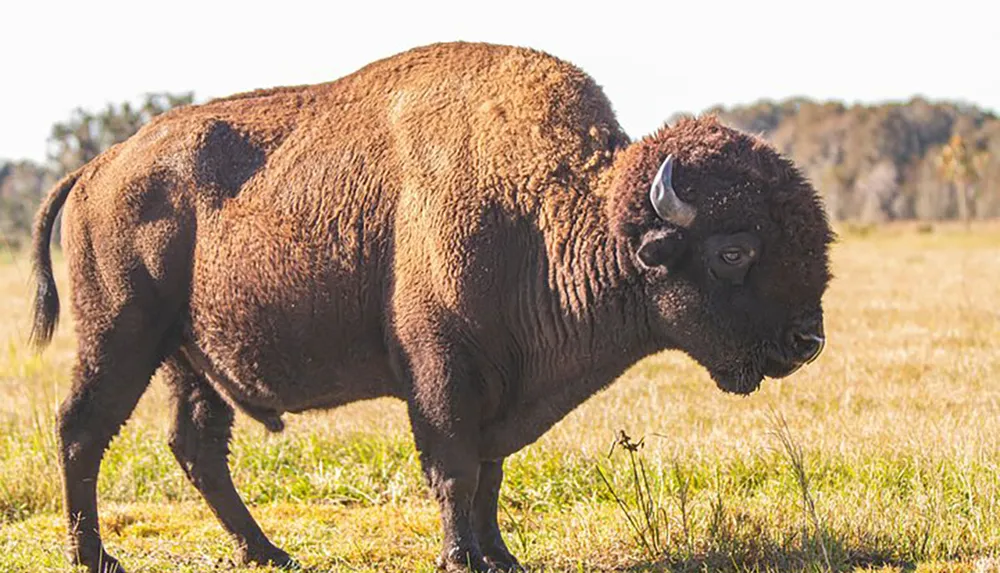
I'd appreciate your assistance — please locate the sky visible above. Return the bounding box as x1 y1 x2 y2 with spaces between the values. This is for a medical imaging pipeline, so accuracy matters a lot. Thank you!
1 0 997 163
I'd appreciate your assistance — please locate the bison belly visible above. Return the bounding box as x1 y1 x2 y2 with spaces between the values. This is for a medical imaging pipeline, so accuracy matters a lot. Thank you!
185 216 399 418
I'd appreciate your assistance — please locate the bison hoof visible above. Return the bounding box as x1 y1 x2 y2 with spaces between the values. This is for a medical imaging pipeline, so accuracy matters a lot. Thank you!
436 545 495 572
484 549 523 572
68 545 125 573
237 542 298 569
86 551 126 573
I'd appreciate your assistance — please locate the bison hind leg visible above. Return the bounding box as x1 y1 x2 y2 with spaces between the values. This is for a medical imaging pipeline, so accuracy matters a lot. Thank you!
59 300 180 572
163 355 296 568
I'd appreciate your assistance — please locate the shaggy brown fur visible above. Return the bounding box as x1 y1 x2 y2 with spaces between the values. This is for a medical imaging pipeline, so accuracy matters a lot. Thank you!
31 42 832 573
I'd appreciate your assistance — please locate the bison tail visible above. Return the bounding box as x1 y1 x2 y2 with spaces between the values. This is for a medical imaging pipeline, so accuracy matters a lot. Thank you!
29 169 80 349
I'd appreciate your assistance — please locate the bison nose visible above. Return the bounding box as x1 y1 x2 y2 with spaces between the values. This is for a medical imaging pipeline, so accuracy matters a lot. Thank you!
783 311 825 366
790 331 825 364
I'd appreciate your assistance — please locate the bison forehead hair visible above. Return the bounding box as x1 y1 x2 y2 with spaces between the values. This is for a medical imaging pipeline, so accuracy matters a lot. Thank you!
610 115 834 291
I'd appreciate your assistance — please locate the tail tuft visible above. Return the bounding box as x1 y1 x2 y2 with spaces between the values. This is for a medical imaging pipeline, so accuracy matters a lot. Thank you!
29 259 60 348
29 170 79 349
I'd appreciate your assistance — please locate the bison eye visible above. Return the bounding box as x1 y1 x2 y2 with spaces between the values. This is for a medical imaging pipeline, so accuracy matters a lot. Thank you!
720 248 745 265
705 233 761 284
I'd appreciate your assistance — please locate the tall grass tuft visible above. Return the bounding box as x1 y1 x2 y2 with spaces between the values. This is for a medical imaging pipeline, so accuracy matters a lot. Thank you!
768 409 838 571
595 430 670 561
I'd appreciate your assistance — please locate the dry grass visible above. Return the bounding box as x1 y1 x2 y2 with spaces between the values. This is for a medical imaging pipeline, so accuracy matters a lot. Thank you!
1 223 999 572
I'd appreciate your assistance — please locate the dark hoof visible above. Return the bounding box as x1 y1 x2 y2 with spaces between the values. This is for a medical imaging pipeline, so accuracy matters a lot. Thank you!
237 542 299 569
484 551 523 572
86 551 126 573
436 546 493 572
69 545 125 573
479 539 522 572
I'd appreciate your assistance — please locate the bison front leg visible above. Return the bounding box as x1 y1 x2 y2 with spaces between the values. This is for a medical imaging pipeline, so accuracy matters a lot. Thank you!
415 431 488 572
474 460 521 571
162 357 296 569
397 336 493 572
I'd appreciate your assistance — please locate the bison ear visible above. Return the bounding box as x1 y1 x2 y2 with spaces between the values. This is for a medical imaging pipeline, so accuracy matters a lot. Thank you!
636 229 684 271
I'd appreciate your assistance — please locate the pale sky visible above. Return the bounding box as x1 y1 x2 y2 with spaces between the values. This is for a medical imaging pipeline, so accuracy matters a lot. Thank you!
2 0 997 163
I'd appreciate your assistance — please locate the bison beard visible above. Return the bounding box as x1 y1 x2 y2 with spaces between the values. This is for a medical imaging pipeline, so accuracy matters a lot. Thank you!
29 42 831 572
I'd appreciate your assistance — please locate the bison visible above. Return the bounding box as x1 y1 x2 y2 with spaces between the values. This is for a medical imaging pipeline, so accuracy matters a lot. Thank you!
30 42 831 572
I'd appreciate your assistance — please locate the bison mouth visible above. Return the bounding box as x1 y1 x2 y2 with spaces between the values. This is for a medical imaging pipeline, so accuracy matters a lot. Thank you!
709 354 808 395
763 357 806 379
701 331 826 396
709 365 765 395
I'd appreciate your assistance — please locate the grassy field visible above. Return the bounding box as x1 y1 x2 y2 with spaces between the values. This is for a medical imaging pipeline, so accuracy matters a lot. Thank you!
1 224 999 572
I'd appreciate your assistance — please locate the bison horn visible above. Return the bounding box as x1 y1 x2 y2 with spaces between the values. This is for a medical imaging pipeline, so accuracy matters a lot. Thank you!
649 155 696 227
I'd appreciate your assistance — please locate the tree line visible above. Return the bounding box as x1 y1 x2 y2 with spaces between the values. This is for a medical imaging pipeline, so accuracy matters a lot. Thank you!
705 97 999 223
1 93 997 249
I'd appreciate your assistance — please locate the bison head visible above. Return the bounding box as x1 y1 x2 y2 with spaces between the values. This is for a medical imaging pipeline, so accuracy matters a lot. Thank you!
610 116 833 394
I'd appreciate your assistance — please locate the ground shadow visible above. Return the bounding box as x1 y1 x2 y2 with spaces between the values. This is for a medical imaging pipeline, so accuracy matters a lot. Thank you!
618 538 922 573
623 551 918 573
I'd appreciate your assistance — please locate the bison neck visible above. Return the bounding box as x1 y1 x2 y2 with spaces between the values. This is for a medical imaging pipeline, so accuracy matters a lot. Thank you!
534 208 654 375
484 194 658 457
